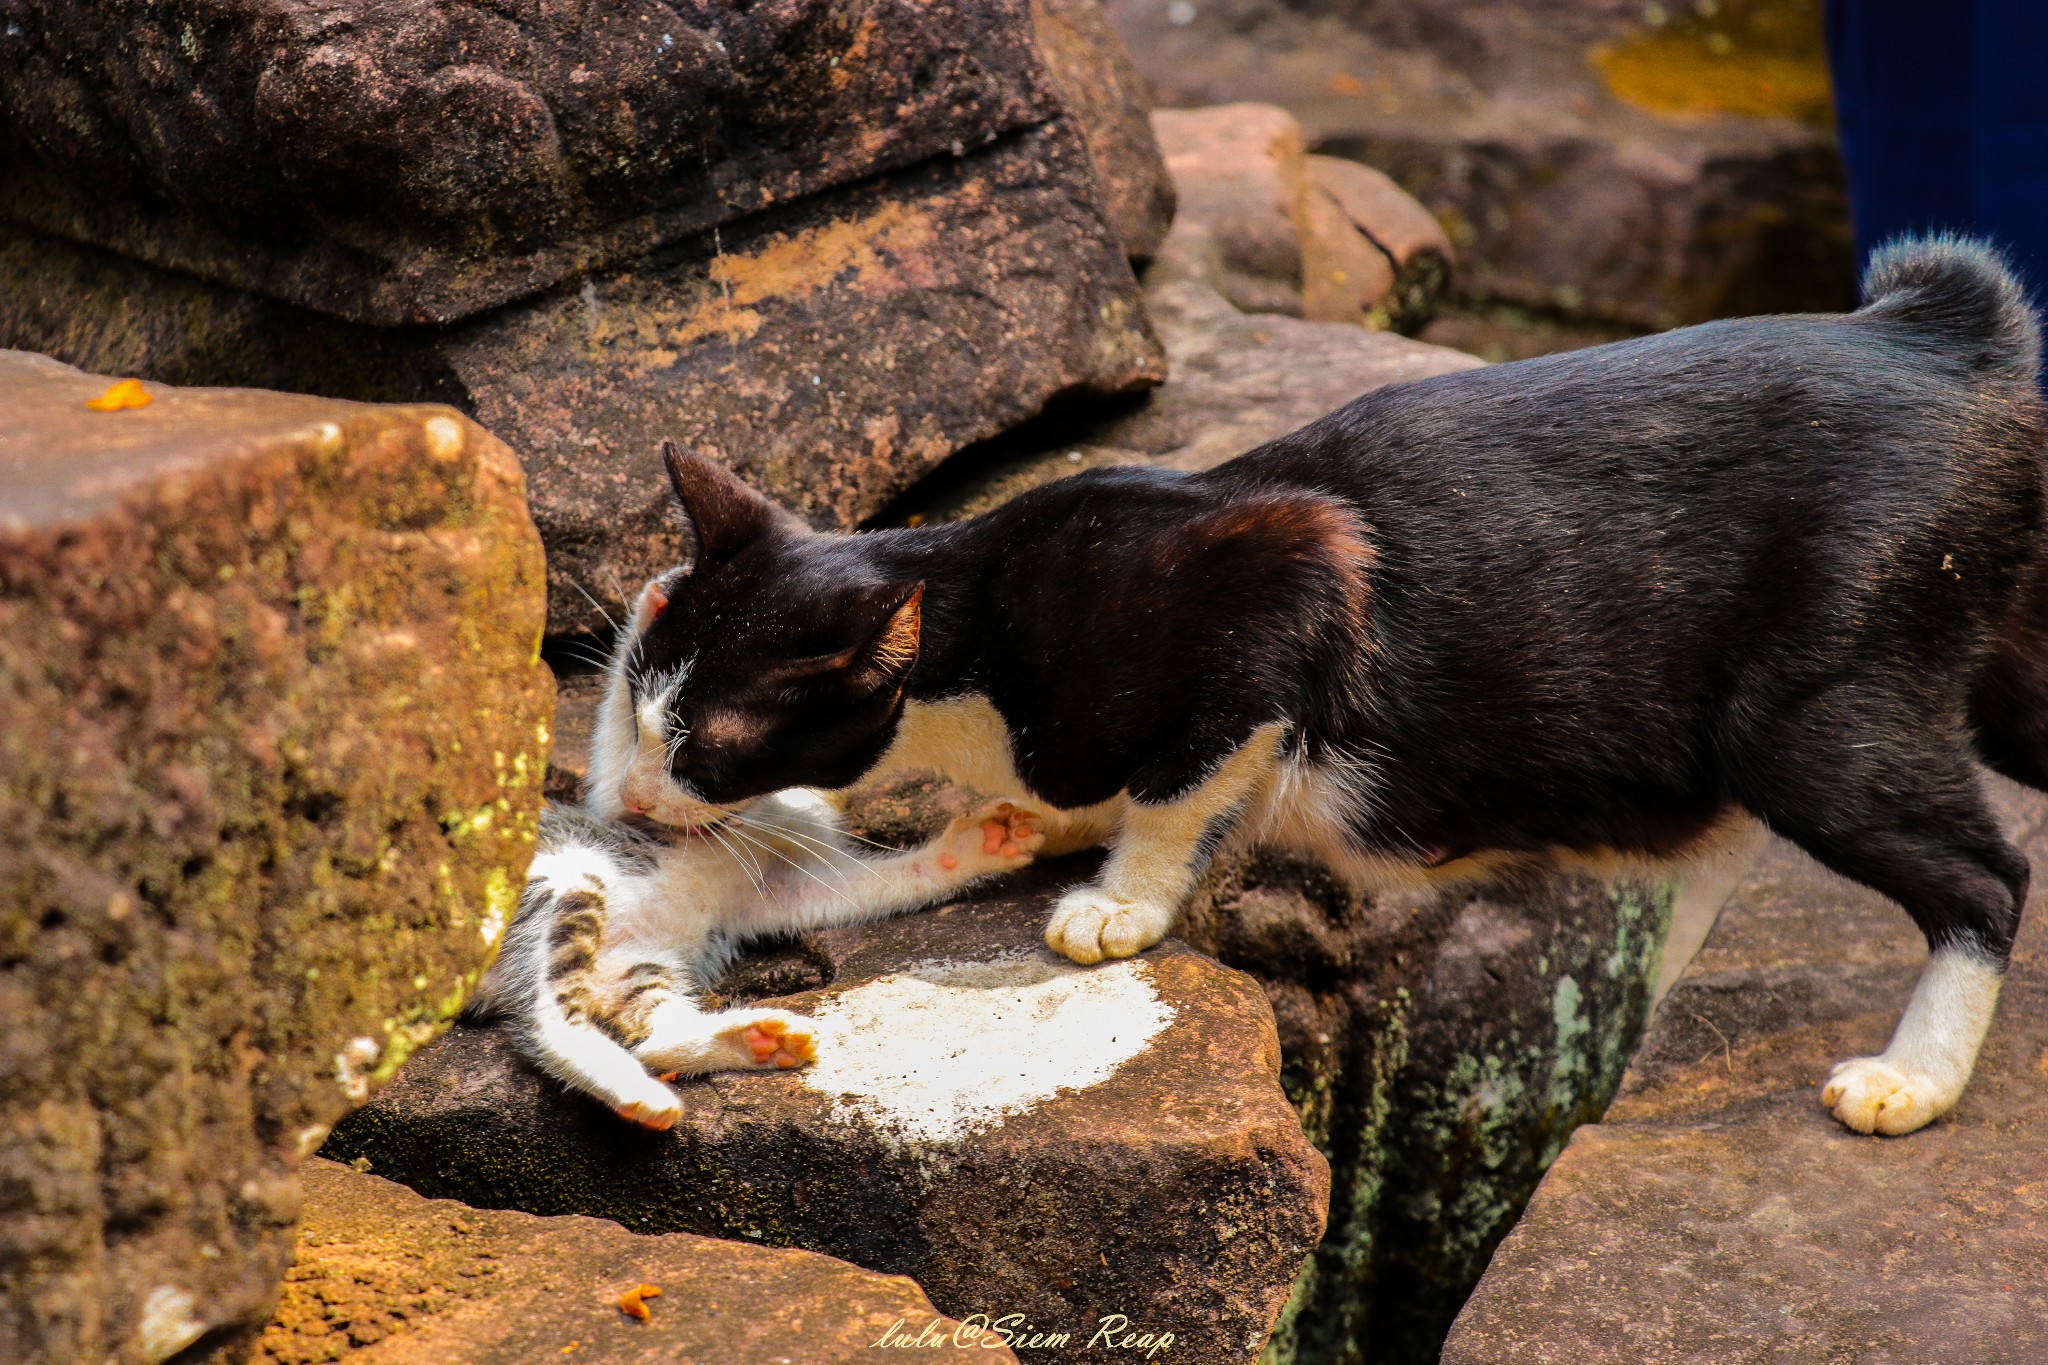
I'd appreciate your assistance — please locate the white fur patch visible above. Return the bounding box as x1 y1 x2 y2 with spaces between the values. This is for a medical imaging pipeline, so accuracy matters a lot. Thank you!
801 951 1174 1143
1824 945 2004 1135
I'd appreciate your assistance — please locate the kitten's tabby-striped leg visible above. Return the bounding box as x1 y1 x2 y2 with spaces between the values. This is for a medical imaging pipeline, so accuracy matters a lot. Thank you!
529 890 686 1130
1046 724 1287 965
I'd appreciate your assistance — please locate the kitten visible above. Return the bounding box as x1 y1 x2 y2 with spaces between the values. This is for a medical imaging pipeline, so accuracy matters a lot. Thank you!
467 588 1044 1130
619 237 2048 1137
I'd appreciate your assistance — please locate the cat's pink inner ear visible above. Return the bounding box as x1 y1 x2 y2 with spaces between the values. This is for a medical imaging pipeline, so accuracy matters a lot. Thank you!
647 587 669 620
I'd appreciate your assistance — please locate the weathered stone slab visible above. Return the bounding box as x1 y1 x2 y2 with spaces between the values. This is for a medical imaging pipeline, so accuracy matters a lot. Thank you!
888 279 1481 523
0 0 1074 325
1034 0 1178 261
1443 778 2048 1365
324 863 1330 1365
225 1158 1014 1365
0 353 551 1363
0 111 1166 639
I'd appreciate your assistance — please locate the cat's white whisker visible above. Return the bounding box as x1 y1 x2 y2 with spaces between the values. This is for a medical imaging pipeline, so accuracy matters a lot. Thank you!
565 576 622 634
705 823 767 897
734 814 887 880
726 823 864 913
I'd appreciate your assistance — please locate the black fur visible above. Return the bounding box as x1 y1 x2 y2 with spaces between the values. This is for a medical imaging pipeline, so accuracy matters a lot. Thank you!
640 235 2048 964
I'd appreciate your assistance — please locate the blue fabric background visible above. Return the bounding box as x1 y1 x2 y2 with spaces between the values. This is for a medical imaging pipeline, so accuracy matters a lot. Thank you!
1827 0 2048 311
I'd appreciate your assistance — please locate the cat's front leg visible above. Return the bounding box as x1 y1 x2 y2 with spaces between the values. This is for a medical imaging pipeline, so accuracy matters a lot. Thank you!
633 1000 819 1075
1046 724 1287 965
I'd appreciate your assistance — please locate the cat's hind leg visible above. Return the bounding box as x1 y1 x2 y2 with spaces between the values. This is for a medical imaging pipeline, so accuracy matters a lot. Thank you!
1729 705 2025 1135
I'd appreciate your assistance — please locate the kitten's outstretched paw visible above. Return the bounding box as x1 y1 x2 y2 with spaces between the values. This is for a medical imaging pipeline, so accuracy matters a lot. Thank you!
609 1080 683 1132
1822 1056 1953 1135
721 1011 816 1071
1045 886 1172 965
938 800 1045 875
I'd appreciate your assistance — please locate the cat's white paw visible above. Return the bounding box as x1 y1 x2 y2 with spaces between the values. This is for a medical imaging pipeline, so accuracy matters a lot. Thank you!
717 1009 818 1071
607 1074 684 1132
1045 886 1172 965
937 800 1045 876
1822 1056 1954 1135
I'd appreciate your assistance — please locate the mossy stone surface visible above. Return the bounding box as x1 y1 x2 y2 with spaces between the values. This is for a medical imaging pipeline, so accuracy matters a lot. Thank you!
0 352 551 1363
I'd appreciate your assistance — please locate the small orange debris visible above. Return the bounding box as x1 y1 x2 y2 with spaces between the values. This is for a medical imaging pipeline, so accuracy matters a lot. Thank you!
617 1282 663 1322
85 378 152 411
1327 72 1367 97
656 1070 680 1083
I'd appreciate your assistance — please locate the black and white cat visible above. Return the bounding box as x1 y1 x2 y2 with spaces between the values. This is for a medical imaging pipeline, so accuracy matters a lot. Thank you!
466 583 1043 1130
608 237 2048 1138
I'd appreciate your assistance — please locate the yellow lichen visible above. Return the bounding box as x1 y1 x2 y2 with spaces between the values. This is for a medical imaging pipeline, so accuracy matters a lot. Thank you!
1590 0 1832 126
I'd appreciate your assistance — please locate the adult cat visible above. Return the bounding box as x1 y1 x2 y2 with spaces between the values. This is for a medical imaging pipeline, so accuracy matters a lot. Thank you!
618 236 2048 1137
466 578 1043 1130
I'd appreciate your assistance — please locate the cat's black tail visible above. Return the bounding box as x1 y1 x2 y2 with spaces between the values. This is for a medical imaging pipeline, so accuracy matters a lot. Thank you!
1858 233 2042 384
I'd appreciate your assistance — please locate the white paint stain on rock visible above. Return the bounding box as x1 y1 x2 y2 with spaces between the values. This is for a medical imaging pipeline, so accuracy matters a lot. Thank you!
802 950 1175 1144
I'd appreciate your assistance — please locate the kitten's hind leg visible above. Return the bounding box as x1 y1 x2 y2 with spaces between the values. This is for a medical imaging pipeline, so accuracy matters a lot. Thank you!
522 890 685 1130
632 1000 819 1074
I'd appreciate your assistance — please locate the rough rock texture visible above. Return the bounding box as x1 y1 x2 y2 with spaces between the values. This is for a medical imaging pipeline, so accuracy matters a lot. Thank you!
886 279 1481 524
0 0 1163 324
0 122 1165 640
323 863 1330 1365
1034 0 1178 260
1109 0 1854 329
1149 104 1450 331
1186 859 1677 1365
0 2 1175 637
224 1158 1015 1365
1444 777 2048 1365
0 354 551 1363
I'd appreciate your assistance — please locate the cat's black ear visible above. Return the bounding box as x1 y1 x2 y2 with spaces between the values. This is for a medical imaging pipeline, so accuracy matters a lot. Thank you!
662 440 780 568
851 582 923 687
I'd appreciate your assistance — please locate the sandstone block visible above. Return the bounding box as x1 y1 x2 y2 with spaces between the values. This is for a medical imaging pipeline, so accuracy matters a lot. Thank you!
323 866 1330 1365
1306 154 1454 331
1444 779 2048 1365
230 1159 1014 1365
0 119 1165 638
1151 104 1312 316
0 353 551 1363
0 0 1150 325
